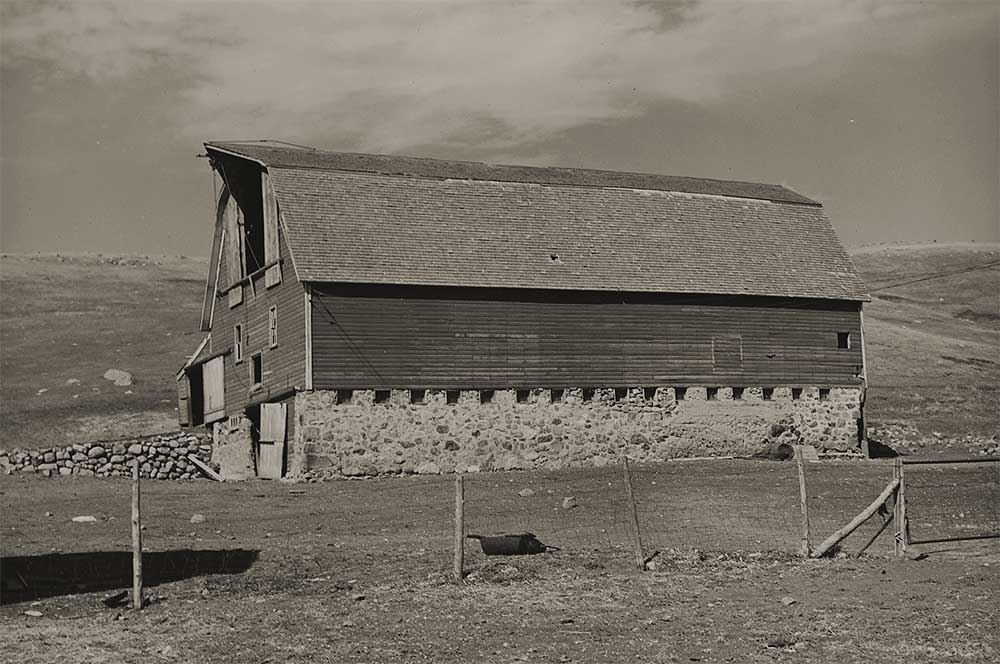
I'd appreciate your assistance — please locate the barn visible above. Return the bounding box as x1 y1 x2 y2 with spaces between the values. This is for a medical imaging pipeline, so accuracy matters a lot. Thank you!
177 140 870 480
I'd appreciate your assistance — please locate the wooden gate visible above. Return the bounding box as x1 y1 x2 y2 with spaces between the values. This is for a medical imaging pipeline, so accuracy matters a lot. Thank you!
258 402 287 479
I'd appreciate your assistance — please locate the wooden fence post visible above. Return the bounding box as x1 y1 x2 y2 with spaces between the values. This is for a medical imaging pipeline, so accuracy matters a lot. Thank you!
622 457 646 570
894 458 908 556
795 447 811 557
132 459 144 610
454 473 465 582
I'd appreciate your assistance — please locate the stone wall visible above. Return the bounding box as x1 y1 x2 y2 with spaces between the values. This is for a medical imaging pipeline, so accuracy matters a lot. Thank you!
1 431 212 479
294 386 861 479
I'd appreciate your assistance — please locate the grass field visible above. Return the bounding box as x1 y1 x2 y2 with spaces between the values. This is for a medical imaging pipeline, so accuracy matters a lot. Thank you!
1 243 998 452
2 460 998 663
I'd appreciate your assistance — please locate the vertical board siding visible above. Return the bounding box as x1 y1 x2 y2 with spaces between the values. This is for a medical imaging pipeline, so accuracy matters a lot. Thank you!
311 284 863 388
211 225 306 415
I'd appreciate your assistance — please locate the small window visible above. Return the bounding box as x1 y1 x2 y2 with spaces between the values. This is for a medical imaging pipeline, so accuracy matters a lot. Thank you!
643 387 657 401
732 387 744 400
706 387 718 401
234 324 244 363
446 390 461 404
675 387 687 401
837 332 851 350
516 389 530 403
268 306 278 348
250 353 263 389
480 389 494 404
374 390 391 404
614 388 628 401
410 389 425 404
336 389 353 405
819 388 831 401
762 387 774 401
550 388 564 403
582 388 596 402
791 388 803 401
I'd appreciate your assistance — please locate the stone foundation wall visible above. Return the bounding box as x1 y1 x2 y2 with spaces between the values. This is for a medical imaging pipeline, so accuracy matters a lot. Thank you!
295 386 861 479
1 431 212 479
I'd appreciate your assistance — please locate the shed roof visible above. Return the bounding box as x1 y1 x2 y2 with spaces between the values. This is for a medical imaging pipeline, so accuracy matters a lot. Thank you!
205 141 869 301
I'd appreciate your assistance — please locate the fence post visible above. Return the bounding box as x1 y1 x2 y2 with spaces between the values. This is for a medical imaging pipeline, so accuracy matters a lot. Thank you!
454 473 465 582
132 459 144 610
893 458 908 556
794 447 811 557
622 457 646 570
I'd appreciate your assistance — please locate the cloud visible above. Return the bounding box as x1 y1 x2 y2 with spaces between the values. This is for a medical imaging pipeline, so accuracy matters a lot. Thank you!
3 0 991 152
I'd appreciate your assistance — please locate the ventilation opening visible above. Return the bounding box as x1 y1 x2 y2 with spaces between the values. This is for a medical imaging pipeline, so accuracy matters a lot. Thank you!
582 388 596 402
614 388 628 401
410 389 425 404
675 387 687 401
643 387 657 401
446 390 460 404
550 389 564 403
706 387 718 401
374 390 391 404
480 389 494 404
762 387 774 401
819 388 831 401
336 389 353 405
516 389 530 404
732 387 744 400
837 332 851 350
791 388 803 401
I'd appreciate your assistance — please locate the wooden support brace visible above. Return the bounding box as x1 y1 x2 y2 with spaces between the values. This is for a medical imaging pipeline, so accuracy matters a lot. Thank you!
811 477 900 558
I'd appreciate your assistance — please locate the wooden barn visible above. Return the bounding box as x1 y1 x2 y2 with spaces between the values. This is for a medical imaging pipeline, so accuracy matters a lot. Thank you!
178 140 870 480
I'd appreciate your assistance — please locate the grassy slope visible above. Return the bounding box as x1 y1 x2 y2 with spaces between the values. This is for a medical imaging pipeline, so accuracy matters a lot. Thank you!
1 244 997 450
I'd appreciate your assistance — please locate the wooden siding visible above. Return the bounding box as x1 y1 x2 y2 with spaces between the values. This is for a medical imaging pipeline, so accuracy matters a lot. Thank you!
210 224 307 414
310 284 864 389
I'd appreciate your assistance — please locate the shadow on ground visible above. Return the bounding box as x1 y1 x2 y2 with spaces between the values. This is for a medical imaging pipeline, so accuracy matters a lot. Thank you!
1 549 258 604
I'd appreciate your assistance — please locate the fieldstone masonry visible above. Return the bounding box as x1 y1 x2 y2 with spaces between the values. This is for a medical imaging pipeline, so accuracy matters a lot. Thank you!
1 431 212 479
293 386 862 479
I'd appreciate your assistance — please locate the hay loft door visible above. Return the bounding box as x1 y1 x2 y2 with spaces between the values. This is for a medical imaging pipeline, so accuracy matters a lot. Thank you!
258 402 287 479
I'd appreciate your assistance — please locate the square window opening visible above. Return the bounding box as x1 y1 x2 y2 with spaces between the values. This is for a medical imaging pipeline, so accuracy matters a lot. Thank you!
410 389 425 404
582 388 596 402
762 387 774 401
837 332 851 350
480 389 494 405
614 388 628 401
515 389 530 404
374 390 391 404
674 387 687 401
791 388 803 401
446 390 461 404
550 388 564 403
819 388 831 401
643 387 658 401
732 387 745 400
336 389 353 405
706 387 719 401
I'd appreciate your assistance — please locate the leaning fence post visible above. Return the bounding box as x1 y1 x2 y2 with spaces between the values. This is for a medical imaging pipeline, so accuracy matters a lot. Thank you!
132 459 144 610
454 473 465 582
794 447 811 557
622 457 646 570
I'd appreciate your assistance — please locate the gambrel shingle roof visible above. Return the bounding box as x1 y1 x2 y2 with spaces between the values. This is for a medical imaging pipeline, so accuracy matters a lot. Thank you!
206 141 870 301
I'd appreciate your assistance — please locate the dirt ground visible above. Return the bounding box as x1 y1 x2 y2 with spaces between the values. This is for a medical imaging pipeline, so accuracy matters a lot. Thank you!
3 460 997 663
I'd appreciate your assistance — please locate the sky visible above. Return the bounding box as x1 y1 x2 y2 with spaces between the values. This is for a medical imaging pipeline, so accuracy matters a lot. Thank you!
1 0 997 257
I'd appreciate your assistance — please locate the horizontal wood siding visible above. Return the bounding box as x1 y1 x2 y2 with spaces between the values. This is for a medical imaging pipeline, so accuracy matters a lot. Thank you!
211 225 306 414
310 284 863 389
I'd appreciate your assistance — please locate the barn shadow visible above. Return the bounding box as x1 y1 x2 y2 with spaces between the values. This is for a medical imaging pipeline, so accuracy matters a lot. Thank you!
1 549 259 604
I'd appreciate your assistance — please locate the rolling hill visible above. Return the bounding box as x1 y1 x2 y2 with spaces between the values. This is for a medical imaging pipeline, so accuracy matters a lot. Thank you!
1 244 997 452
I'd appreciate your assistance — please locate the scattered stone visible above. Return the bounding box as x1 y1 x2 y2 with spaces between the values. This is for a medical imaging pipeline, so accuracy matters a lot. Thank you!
23 610 42 618
45 511 53 517
780 596 798 606
190 514 206 524
66 378 80 385
352 593 366 602
103 369 134 386
72 516 98 523
562 497 577 509
518 488 536 498
36 388 49 395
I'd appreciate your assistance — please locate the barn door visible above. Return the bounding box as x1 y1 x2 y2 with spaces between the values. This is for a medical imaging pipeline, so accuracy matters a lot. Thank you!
202 356 226 423
258 402 287 479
